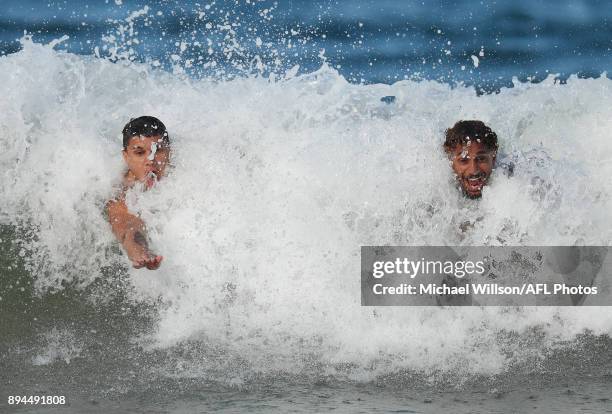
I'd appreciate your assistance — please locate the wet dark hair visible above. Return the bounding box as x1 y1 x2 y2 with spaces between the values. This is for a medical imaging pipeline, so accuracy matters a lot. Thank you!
122 116 170 149
444 120 498 152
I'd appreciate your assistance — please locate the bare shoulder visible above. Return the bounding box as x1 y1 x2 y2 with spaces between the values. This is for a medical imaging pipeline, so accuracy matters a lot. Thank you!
106 172 133 215
106 191 130 241
106 196 127 215
106 184 128 219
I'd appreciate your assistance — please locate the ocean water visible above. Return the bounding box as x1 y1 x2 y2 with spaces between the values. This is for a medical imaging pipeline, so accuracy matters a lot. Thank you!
2 0 612 89
1 1 612 413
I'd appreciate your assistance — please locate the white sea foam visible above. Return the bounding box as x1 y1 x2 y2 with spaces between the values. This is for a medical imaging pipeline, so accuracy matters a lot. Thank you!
1 39 612 378
32 328 83 365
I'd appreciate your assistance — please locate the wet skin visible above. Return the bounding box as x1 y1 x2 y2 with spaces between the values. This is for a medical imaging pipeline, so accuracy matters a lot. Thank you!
448 141 496 198
122 135 170 189
107 135 169 270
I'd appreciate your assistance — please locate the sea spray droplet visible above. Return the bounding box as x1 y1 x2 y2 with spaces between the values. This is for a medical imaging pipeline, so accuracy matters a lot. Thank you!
284 64 300 79
471 55 479 68
148 142 157 161
48 35 70 49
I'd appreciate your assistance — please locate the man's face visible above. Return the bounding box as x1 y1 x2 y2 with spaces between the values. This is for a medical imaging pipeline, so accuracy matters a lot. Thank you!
448 141 496 198
122 135 170 189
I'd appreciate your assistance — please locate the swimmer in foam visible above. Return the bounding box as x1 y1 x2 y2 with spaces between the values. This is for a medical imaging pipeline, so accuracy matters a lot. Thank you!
106 116 170 270
444 120 498 199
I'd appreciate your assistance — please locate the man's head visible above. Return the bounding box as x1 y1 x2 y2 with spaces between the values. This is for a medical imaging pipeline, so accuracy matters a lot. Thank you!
122 116 170 189
444 120 497 199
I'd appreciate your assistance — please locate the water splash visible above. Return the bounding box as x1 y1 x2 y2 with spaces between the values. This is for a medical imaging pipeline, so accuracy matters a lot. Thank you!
1 39 611 381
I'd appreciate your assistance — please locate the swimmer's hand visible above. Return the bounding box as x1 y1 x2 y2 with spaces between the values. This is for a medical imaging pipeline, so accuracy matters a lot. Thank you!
126 231 163 270
132 254 163 270
125 239 163 270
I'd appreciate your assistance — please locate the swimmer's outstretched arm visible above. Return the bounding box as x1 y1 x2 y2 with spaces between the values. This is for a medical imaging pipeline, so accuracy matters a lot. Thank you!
106 198 163 270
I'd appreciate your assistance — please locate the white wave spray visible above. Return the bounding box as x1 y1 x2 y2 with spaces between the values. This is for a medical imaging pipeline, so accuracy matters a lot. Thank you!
1 39 612 381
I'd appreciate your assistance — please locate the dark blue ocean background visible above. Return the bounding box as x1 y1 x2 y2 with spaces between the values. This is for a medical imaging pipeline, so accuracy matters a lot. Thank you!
2 0 612 92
